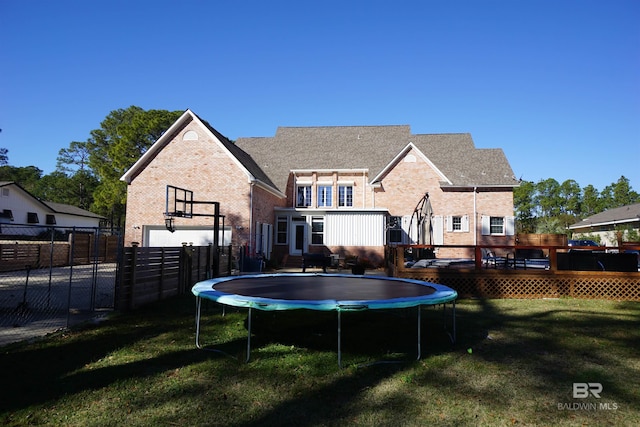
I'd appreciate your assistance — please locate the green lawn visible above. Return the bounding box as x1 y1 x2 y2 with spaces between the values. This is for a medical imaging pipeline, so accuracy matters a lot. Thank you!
1 295 638 426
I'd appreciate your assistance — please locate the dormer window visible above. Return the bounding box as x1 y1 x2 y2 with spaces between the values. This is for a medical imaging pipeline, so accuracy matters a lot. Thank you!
296 185 312 207
338 185 353 207
317 185 332 207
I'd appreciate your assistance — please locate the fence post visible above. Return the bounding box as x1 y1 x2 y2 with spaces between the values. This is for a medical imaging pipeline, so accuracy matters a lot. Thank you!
129 242 139 310
159 247 165 300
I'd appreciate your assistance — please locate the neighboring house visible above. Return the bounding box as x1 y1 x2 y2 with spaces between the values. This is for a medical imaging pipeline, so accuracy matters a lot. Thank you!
568 203 640 246
121 110 519 265
0 182 105 234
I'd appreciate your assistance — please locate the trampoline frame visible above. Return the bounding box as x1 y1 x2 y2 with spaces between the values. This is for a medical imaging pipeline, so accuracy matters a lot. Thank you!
192 273 457 367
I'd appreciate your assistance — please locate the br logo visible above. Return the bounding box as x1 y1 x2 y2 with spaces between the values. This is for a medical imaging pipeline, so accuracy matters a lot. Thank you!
573 383 603 398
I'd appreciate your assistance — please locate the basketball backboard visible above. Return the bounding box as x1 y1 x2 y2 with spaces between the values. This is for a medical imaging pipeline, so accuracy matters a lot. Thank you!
165 185 193 218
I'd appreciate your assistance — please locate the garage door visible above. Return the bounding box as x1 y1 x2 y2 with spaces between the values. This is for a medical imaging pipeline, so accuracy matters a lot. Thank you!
145 226 231 247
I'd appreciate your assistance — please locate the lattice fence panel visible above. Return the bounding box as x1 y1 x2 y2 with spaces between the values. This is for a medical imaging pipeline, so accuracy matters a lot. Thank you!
394 268 640 301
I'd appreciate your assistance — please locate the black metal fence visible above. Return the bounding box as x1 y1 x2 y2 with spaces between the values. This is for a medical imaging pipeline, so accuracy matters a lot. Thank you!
0 224 122 347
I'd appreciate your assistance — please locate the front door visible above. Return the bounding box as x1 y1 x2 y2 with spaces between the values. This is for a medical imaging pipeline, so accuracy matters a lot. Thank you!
290 220 307 256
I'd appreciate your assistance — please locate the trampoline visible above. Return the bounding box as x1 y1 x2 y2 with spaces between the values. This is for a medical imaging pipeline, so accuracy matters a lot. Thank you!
192 273 458 367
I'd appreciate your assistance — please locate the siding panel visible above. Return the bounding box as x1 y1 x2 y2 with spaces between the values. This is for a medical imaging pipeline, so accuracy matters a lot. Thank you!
325 212 385 246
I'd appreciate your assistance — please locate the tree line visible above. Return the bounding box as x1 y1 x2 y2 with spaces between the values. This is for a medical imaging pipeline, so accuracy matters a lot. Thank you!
1 106 638 234
514 176 639 237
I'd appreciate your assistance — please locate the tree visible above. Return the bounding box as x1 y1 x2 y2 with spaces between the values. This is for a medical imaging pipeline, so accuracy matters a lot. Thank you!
558 179 581 215
0 148 8 166
83 106 183 225
0 165 43 193
600 176 639 209
513 180 536 233
56 141 92 174
534 178 561 217
580 185 602 217
33 170 99 210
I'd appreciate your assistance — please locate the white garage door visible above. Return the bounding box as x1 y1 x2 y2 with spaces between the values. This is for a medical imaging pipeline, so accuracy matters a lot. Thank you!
145 226 231 247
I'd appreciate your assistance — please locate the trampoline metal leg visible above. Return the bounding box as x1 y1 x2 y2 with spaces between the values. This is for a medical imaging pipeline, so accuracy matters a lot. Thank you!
442 301 457 344
337 310 342 369
416 306 422 361
452 300 457 344
246 307 252 363
195 297 203 349
194 296 244 361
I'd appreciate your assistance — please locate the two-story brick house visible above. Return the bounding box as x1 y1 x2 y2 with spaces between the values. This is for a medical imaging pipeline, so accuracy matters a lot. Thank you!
121 109 519 266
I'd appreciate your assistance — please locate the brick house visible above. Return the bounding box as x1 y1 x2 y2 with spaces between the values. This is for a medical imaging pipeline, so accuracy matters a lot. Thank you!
121 109 519 266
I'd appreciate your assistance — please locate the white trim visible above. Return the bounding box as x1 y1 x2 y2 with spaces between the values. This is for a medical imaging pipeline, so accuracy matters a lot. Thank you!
370 142 451 185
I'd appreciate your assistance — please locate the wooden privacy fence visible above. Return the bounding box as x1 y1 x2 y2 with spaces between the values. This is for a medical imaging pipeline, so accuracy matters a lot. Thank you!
115 244 232 310
0 234 120 272
387 245 640 301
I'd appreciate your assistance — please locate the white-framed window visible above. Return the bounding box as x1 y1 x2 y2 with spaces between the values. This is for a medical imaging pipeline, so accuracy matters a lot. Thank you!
490 216 504 234
338 185 353 207
276 216 288 244
446 215 469 232
481 216 515 236
296 185 312 207
317 185 332 207
311 216 324 244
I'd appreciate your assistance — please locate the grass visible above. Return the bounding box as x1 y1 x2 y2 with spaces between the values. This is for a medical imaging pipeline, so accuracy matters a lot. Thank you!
1 294 639 426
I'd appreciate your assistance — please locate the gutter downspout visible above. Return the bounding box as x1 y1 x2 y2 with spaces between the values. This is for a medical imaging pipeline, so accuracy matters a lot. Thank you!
249 181 254 255
473 187 477 246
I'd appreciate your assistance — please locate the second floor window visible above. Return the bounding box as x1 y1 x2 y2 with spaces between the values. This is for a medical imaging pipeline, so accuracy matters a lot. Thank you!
338 185 353 207
296 185 312 207
317 185 332 207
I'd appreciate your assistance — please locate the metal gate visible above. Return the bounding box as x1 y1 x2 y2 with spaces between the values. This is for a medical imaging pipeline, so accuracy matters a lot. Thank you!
0 224 122 347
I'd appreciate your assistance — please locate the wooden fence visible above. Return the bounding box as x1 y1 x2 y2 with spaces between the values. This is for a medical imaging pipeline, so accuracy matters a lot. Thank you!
387 245 640 301
114 244 232 310
0 234 120 272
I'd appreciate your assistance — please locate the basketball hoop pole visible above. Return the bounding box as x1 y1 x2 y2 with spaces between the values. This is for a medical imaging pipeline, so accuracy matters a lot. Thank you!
165 185 223 277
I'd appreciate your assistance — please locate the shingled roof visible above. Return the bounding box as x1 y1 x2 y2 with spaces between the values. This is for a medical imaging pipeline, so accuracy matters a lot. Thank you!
235 125 519 191
568 203 640 229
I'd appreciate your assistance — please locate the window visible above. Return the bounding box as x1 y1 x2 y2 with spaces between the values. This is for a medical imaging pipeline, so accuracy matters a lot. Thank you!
296 185 312 207
27 212 39 224
452 216 462 231
1 209 13 221
317 185 332 207
46 214 56 225
338 185 353 207
446 215 469 232
311 216 324 244
387 216 403 243
276 216 288 244
481 215 515 236
490 216 504 234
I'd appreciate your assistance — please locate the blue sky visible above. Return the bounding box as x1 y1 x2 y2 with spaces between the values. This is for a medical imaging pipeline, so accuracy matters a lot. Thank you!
1 0 639 192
